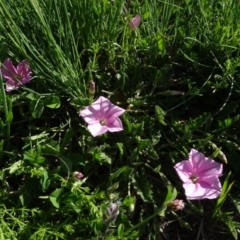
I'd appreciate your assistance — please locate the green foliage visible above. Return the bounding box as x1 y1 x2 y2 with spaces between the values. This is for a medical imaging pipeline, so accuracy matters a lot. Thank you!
1 0 240 239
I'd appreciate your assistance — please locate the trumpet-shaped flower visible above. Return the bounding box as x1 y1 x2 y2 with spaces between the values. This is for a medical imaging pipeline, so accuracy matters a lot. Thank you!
80 96 125 137
174 149 223 200
1 58 32 92
129 15 141 30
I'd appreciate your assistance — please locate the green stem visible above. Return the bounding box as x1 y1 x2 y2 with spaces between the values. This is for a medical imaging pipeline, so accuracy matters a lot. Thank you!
125 206 165 234
0 74 10 146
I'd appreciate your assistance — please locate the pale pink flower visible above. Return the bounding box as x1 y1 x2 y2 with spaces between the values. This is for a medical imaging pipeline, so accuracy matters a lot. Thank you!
0 58 32 92
167 199 185 211
129 15 141 30
80 96 125 137
174 149 223 200
73 171 84 179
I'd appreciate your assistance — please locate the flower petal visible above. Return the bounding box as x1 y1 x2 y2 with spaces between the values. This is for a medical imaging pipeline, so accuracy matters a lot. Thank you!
183 176 222 200
80 106 99 125
6 79 20 92
190 148 223 177
17 60 32 84
81 96 111 121
129 15 141 30
93 96 110 117
107 117 124 132
105 104 125 118
1 58 17 80
174 160 193 183
87 123 108 137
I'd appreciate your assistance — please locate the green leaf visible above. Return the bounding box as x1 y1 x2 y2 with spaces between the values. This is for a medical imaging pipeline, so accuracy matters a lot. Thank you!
40 170 51 192
110 166 133 181
29 99 44 118
19 193 31 207
0 118 5 128
156 32 165 53
44 95 61 109
122 196 136 208
23 148 45 164
49 188 62 208
6 111 13 123
155 105 166 125
164 186 177 203
116 142 124 156
9 160 23 174
58 154 73 173
70 97 90 108
42 140 59 154
60 128 74 152
212 172 234 218
118 224 124 238
132 173 153 202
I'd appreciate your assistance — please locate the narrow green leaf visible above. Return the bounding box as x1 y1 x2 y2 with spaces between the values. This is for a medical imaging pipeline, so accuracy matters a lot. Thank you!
29 99 44 118
155 105 166 125
118 224 124 238
19 194 31 207
164 186 177 203
40 170 51 192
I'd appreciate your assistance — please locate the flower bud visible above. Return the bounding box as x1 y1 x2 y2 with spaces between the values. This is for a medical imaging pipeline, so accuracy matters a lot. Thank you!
89 80 95 95
105 202 121 224
106 202 120 217
167 199 185 211
129 15 141 30
73 171 84 179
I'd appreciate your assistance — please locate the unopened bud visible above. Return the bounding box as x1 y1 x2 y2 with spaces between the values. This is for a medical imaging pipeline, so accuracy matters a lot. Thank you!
105 202 121 224
129 15 141 30
106 203 120 217
167 199 185 211
73 171 84 179
89 80 95 95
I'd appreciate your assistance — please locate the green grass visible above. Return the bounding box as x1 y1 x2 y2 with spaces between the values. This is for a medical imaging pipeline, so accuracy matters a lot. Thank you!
1 0 240 239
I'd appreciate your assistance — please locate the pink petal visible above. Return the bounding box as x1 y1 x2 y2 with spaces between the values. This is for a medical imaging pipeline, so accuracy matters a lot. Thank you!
105 104 125 118
80 96 125 124
87 123 108 137
81 96 110 120
174 160 193 183
183 176 222 200
190 149 223 177
107 117 124 132
6 79 20 92
80 106 99 125
129 15 141 30
17 60 32 84
1 58 17 80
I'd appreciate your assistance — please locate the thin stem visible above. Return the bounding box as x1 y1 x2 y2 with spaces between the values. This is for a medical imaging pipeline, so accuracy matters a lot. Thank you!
125 206 165 234
0 73 10 146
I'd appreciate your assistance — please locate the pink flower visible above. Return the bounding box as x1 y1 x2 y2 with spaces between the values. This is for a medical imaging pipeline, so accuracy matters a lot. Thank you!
1 58 32 92
167 199 185 211
174 149 223 200
80 96 125 137
73 171 84 179
129 15 141 30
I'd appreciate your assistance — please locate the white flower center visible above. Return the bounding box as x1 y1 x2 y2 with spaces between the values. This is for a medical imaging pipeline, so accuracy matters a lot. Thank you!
190 175 199 184
99 119 106 126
